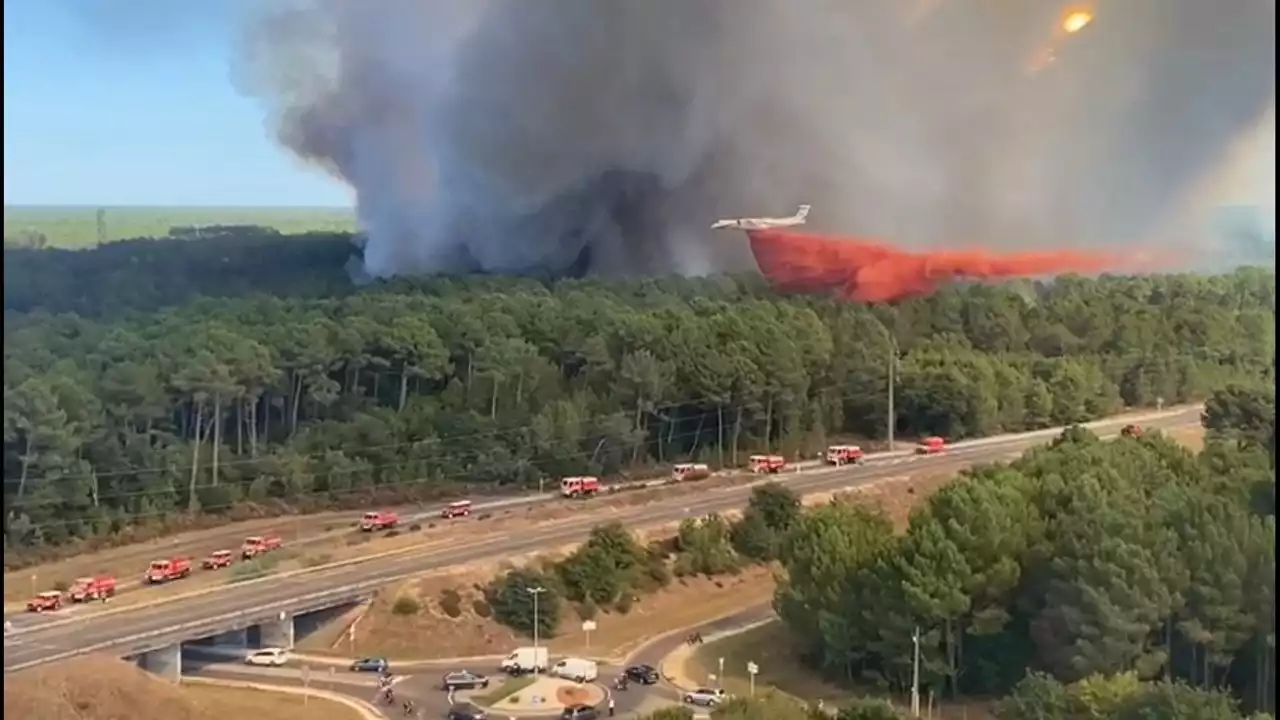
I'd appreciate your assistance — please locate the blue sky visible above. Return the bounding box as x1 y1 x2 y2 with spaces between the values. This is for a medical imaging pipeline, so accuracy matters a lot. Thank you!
2 0 351 207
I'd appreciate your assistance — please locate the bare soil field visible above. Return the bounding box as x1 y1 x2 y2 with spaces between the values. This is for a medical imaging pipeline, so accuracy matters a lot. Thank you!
1 655 360 720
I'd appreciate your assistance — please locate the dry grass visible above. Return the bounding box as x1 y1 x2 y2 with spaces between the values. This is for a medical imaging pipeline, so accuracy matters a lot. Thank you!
182 683 363 720
313 564 778 661
1 655 361 720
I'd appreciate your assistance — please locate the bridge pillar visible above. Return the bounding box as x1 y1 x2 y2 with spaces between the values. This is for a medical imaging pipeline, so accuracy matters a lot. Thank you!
137 642 182 682
260 611 295 650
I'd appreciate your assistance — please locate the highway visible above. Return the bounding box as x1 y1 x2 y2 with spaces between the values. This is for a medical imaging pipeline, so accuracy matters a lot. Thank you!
2 407 1199 674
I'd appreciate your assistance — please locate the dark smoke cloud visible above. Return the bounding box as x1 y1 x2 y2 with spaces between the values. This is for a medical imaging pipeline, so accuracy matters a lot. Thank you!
237 0 1276 279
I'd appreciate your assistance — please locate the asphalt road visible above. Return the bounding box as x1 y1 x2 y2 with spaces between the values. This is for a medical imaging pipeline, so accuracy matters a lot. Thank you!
184 602 779 719
3 407 1199 674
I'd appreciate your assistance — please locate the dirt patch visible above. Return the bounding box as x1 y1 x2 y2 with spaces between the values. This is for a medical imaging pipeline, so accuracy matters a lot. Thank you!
1 654 361 720
556 685 593 705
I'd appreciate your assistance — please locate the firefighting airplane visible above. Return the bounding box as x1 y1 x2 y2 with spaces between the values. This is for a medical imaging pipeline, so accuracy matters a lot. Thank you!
711 204 811 231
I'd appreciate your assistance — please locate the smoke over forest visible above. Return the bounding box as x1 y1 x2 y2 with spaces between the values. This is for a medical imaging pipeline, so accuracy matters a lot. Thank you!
237 0 1276 280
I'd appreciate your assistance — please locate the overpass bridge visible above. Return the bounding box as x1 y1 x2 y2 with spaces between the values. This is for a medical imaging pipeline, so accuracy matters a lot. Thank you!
1 407 1201 680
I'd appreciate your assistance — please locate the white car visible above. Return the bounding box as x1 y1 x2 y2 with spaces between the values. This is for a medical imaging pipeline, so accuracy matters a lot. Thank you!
244 648 290 667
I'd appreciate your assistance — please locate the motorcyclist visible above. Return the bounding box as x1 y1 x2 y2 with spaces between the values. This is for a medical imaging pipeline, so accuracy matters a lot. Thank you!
402 699 415 716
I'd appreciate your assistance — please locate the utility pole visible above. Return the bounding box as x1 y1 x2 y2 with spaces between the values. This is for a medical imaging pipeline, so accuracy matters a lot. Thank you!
528 586 547 671
910 626 921 717
95 207 107 246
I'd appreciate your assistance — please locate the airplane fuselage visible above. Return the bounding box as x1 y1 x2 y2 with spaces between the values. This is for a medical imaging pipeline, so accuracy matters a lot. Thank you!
711 204 810 231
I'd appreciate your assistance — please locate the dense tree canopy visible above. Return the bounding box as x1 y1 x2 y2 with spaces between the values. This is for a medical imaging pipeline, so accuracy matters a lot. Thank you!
2 235 1274 562
775 388 1276 716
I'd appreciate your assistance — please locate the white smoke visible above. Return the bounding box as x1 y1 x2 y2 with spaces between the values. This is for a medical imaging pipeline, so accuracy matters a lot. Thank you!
236 0 1276 278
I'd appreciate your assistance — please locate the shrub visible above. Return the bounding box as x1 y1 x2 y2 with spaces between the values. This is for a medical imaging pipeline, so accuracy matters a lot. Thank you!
439 588 464 618
52 580 69 592
472 599 493 618
392 596 421 616
408 523 422 532
614 593 634 614
486 568 562 638
576 600 598 621
384 529 401 538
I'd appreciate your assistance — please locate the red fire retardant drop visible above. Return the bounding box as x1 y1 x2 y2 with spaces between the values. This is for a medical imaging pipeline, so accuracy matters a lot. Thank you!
748 230 1130 303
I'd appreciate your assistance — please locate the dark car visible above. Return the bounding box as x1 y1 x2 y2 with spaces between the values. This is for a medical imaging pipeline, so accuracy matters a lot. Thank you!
442 670 491 690
349 657 389 673
560 704 599 720
447 703 489 720
624 664 661 685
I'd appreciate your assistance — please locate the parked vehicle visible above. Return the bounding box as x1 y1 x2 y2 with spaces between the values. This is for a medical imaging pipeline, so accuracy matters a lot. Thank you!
245 648 290 667
499 647 549 675
361 510 400 532
67 575 116 602
551 657 599 683
824 445 865 465
145 556 192 584
683 688 728 707
350 657 390 673
748 454 787 474
560 476 601 499
241 534 283 560
670 463 711 482
441 500 473 519
624 664 661 685
26 591 63 613
202 550 235 570
442 670 491 690
560 705 599 720
915 436 947 455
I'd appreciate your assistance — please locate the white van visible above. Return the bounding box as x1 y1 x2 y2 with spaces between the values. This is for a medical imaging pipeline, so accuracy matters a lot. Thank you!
499 646 548 675
551 657 598 682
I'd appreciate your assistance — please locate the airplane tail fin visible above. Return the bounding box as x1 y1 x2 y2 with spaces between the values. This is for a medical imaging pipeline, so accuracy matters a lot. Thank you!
795 204 811 221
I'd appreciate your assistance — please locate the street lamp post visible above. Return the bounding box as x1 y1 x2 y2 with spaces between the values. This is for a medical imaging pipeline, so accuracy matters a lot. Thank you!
910 626 921 717
527 586 547 672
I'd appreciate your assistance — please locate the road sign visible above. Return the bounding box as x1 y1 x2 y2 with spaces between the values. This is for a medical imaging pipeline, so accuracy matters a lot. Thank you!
747 661 759 697
582 620 597 647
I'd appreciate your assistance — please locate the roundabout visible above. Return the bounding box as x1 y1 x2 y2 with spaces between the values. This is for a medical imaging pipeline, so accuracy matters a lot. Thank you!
470 675 608 717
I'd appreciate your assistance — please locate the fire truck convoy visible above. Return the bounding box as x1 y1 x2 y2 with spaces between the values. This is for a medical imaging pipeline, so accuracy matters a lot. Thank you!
825 445 865 465
560 476 602 498
68 575 116 602
749 454 787 474
242 534 284 560
360 510 400 532
145 557 193 584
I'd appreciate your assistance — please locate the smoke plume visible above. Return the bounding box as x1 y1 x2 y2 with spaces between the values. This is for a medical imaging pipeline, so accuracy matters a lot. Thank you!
237 0 1276 280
